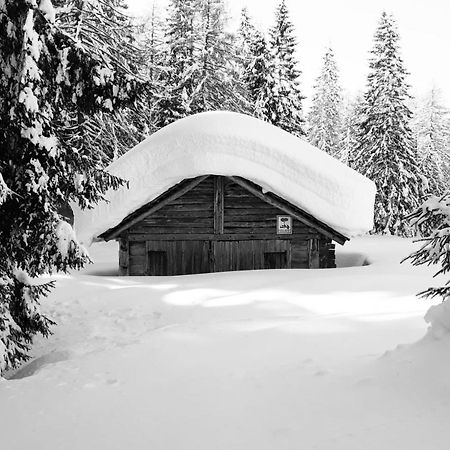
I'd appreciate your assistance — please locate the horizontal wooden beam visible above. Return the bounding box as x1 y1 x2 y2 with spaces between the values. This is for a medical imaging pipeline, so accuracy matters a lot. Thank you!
126 233 315 242
227 176 348 245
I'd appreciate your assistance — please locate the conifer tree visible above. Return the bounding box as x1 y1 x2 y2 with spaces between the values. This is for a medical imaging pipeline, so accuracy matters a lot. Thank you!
407 194 450 301
308 47 343 157
243 30 272 120
139 1 165 85
237 7 257 72
71 0 155 165
153 0 200 128
0 0 139 372
266 0 305 136
353 12 422 236
238 8 256 51
235 7 257 104
412 87 450 196
192 0 248 114
341 94 365 166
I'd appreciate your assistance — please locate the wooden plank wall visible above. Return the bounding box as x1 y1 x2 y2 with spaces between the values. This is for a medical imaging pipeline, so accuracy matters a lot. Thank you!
224 179 313 237
118 238 129 275
123 176 336 274
128 177 215 236
213 239 291 272
223 179 322 269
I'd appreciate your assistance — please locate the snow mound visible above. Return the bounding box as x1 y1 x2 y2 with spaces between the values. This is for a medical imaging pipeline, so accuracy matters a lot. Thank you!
73 111 376 245
425 299 450 339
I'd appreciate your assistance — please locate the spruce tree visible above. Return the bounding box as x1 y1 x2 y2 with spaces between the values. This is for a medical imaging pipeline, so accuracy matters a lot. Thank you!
308 47 343 157
243 30 273 120
78 0 158 164
266 0 305 136
138 1 165 85
153 0 200 129
0 0 139 372
353 12 422 236
192 0 248 114
237 7 257 60
237 7 257 78
412 87 450 196
407 194 450 302
341 94 365 167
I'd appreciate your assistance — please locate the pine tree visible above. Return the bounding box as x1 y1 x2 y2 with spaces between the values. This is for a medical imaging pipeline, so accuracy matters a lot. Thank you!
243 30 273 120
138 1 165 85
266 0 305 136
406 194 450 302
412 87 450 196
0 0 139 372
153 0 200 128
341 94 365 166
237 7 257 74
353 12 422 236
78 0 158 164
308 47 343 157
192 0 248 114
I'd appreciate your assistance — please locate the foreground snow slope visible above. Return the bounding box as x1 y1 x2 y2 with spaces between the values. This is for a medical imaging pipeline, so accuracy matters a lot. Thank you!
73 111 376 244
1 236 449 450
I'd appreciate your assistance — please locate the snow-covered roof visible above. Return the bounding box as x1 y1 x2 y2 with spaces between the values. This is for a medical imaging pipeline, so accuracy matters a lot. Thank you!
73 111 376 245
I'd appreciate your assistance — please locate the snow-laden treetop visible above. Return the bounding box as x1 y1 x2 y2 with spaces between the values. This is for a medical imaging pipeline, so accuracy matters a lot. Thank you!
73 111 376 244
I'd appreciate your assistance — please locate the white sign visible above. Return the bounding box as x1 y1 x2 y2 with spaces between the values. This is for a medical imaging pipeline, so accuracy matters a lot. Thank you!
277 215 292 234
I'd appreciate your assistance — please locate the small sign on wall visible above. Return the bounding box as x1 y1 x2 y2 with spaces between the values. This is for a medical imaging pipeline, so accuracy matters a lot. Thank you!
277 215 292 234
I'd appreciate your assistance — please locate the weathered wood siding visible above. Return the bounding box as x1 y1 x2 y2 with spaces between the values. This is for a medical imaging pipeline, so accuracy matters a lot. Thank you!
128 176 215 236
121 176 336 275
224 179 319 238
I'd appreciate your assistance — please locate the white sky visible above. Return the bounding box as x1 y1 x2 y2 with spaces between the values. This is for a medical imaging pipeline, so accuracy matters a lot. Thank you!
126 0 450 109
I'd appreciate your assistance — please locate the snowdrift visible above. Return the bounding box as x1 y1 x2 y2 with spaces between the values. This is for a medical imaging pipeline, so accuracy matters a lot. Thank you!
73 111 376 245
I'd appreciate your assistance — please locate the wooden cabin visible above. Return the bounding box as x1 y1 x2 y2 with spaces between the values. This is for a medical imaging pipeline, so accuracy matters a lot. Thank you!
73 112 375 276
99 175 347 276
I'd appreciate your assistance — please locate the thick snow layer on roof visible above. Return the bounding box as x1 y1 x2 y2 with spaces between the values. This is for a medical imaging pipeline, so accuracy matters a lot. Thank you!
73 111 376 245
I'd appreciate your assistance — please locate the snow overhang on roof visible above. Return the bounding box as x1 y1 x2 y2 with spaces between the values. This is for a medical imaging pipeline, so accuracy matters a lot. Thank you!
72 111 376 245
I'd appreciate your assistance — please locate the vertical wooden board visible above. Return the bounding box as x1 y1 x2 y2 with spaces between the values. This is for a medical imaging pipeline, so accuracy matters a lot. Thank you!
214 176 225 234
176 240 183 275
241 241 247 270
147 251 168 275
165 241 173 276
214 240 231 272
244 241 255 270
308 238 320 268
235 241 240 271
146 240 174 275
118 238 129 275
190 241 196 274
214 241 221 272
208 240 215 272
202 240 211 273
225 241 232 272
181 240 186 274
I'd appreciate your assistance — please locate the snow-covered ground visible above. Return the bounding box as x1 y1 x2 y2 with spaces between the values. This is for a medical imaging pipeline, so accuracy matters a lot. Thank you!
2 236 449 450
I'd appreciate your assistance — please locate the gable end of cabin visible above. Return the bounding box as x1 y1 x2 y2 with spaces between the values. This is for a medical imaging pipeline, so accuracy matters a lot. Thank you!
101 175 345 276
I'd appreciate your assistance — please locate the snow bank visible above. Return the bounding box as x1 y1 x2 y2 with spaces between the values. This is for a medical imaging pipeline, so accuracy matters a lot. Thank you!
73 111 376 245
425 299 450 339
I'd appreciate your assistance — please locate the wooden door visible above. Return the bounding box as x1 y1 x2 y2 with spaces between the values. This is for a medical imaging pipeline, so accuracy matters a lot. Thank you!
212 240 291 272
146 240 211 275
263 251 287 269
147 251 168 275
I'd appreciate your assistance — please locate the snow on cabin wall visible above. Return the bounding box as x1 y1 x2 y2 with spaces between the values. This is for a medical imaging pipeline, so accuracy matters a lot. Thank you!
72 111 376 245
